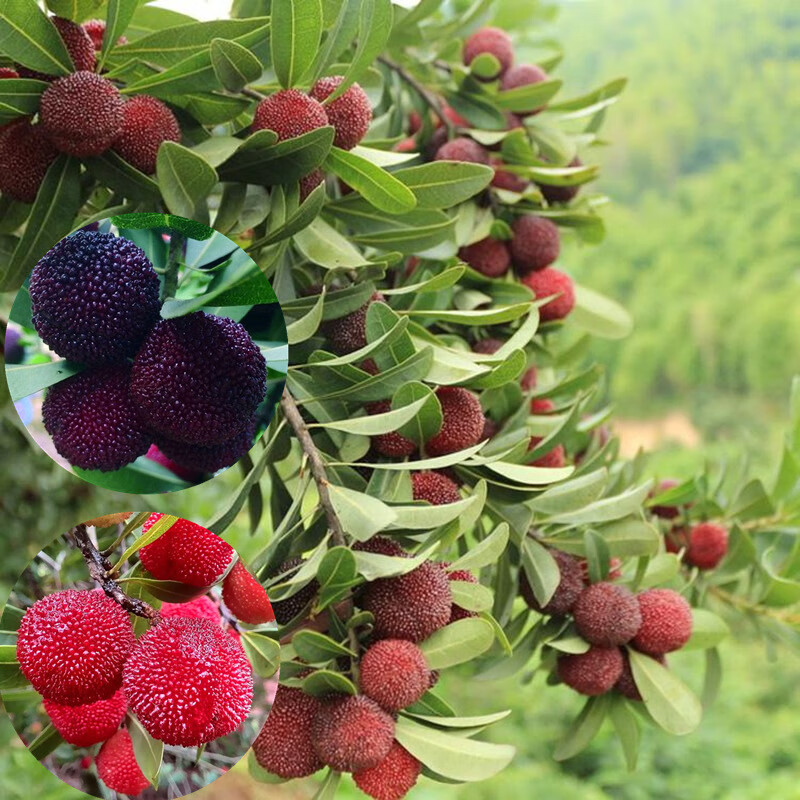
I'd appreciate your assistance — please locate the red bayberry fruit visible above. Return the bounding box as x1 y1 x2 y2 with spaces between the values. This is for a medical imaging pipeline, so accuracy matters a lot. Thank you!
359 639 430 712
113 95 181 174
686 522 729 569
632 589 693 655
500 64 549 114
520 549 583 616
445 565 479 622
528 436 566 468
96 730 150 795
222 560 275 624
434 136 490 164
491 159 528 192
0 119 58 203
538 156 583 204
19 17 95 79
43 690 127 747
510 215 560 274
557 646 623 696
425 386 485 456
411 471 461 505
252 89 328 141
573 582 642 647
269 557 320 624
472 338 504 355
458 237 511 277
649 479 681 519
521 266 576 322
353 742 422 800
462 27 514 79
160 595 221 626
310 76 372 150
322 292 385 355
367 399 418 457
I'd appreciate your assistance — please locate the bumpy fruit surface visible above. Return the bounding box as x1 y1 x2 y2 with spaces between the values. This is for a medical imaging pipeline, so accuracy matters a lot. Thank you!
96 730 150 796
538 156 583 203
367 400 417 457
425 386 485 456
252 89 328 141
113 95 181 174
123 617 253 746
17 590 135 705
359 640 430 712
573 582 642 647
44 690 127 747
160 595 222 626
632 589 693 655
30 230 161 364
40 72 123 156
362 560 452 642
686 522 729 569
510 215 560 273
130 311 266 446
139 514 235 587
354 537 409 558
412 471 461 505
310 76 372 150
300 168 325 200
435 136 490 164
458 237 510 277
521 266 575 322
322 292 384 355
253 684 323 778
520 549 583 616
153 418 257 474
42 365 151 472
19 17 96 79
269 557 320 624
82 19 106 49
500 64 549 113
353 742 422 800
312 695 395 772
0 119 58 203
615 651 665 701
222 560 275 624
557 646 623 696
462 26 514 78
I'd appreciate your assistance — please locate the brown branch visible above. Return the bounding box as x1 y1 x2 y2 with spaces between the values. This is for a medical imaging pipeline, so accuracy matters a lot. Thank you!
378 55 453 132
70 525 158 619
280 386 345 546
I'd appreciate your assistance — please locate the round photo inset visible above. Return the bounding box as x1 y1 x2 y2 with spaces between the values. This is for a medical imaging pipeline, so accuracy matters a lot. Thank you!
5 213 288 493
1 511 279 799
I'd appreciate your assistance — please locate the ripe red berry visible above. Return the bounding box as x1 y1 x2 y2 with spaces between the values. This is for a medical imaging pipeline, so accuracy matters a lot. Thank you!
0 119 58 203
222 560 275 624
557 646 623 696
300 168 325 200
353 742 422 800
44 690 127 747
573 582 642 647
425 386 485 456
434 136 490 164
312 695 395 772
458 237 511 277
500 64 549 114
394 136 417 153
362 560 452 642
411 471 461 505
530 397 555 414
40 72 123 157
152 419 257 474
160 595 221 625
359 639 430 712
82 19 127 51
253 684 323 778
322 292 385 355
490 159 528 192
19 18 96 79
445 565 479 622
615 651 665 701
481 416 499 440
538 156 583 204
0 67 19 78
521 266 576 322
112 95 181 174
650 479 681 519
367 400 417 457
17 590 135 705
96 730 150 796
664 525 689 554
686 522 729 569
462 27 514 79
472 338 504 355
139 514 235 587
528 436 566 468
520 549 583 616
632 589 693 656
354 537 409 558
310 76 372 150
579 557 623 585
510 214 560 273
252 89 328 141
123 616 253 746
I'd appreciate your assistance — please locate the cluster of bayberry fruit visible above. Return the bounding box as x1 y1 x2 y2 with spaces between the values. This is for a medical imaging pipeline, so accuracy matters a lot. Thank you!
29 229 267 475
519 546 694 698
396 26 579 324
15 515 272 796
0 17 181 202
254 536 479 799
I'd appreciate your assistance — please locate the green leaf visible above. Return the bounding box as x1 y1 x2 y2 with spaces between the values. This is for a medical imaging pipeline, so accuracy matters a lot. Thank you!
389 492 482 531
292 629 354 663
315 547 360 609
325 146 416 214
312 0 359 77
495 78 563 112
521 538 560 607
302 669 357 697
394 716 515 782
483 460 574 485
5 359 83 402
449 580 493 612
114 514 178 570
271 0 323 88
545 482 652 525
210 37 263 92
393 162 493 209
449 523 509 572
405 709 511 729
629 649 702 735
241 631 281 677
251 182 326 248
419 619 495 669
317 394 430 435
531 469 608 515
0 78 46 124
84 151 161 201
553 694 611 761
0 1 72 76
293 215 372 269
287 285 326 344
683 609 730 651
444 90 507 130
127 714 161 789
326 485 397 540
609 698 640 771
99 0 139 70
3 155 81 293
27 722 65 761
156 142 218 218
571 284 633 340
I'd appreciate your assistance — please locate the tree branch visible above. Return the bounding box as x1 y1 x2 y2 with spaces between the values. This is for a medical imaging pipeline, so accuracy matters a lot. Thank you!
378 55 453 132
70 525 158 619
280 386 345 546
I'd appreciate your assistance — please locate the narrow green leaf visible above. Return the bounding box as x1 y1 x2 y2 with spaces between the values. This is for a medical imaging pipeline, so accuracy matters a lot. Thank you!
553 694 611 761
156 142 218 218
326 485 397 540
271 0 323 87
241 631 281 677
292 629 354 663
127 714 162 788
27 723 65 761
522 538 560 606
210 37 262 92
99 0 139 70
393 162 493 209
0 0 72 76
0 77 46 124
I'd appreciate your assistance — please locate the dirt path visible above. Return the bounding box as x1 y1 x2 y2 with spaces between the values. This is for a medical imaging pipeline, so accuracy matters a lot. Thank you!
613 411 700 458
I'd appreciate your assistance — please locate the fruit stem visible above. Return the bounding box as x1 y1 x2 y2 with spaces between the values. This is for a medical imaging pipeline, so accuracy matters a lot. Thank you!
377 55 454 133
70 524 158 619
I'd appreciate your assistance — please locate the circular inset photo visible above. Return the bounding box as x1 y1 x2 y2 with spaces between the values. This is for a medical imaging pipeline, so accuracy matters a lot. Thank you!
1 512 279 798
4 213 288 493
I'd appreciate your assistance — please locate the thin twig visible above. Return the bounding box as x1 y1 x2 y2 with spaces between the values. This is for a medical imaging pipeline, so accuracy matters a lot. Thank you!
378 55 453 132
70 525 158 619
709 585 800 626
